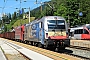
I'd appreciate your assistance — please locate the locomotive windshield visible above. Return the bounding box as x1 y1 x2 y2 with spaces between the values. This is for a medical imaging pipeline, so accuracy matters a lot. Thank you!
47 20 65 29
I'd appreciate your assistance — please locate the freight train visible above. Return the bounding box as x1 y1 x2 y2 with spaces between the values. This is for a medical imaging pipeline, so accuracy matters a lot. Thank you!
0 16 70 50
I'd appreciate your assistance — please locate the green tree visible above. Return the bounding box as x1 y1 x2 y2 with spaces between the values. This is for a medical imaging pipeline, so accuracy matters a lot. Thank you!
12 12 16 19
4 25 7 32
54 4 67 17
8 13 11 20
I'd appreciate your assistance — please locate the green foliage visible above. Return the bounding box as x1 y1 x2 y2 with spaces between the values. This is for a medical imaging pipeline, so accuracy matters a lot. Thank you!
30 0 90 26
54 4 67 17
4 24 7 32
12 17 35 27
2 0 90 32
8 13 11 20
12 12 17 19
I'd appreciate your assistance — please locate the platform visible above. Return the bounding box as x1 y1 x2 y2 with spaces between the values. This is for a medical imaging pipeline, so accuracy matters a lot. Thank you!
71 39 90 48
0 40 7 60
0 38 53 60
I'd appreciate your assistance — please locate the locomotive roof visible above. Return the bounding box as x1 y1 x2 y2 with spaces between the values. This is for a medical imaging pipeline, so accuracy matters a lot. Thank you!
25 16 65 25
42 16 65 20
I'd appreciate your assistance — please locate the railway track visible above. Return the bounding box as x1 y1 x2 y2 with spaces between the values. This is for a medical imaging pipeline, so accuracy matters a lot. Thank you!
64 46 90 60
1 38 90 60
2 38 81 60
70 45 90 51
68 45 90 60
67 40 90 59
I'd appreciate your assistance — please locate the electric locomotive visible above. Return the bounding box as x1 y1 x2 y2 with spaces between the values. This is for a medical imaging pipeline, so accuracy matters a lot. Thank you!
24 16 70 50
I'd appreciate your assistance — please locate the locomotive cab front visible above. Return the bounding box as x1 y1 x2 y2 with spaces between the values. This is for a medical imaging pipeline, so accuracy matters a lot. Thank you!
44 16 70 50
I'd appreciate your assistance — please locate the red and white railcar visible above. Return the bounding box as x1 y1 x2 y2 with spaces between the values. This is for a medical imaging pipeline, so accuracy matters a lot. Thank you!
69 24 90 40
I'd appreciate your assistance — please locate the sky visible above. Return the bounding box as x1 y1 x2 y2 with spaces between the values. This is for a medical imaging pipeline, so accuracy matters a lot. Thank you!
0 0 50 17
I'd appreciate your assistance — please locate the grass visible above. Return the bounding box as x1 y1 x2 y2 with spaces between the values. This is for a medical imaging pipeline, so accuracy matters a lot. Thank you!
12 17 35 27
4 17 35 32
